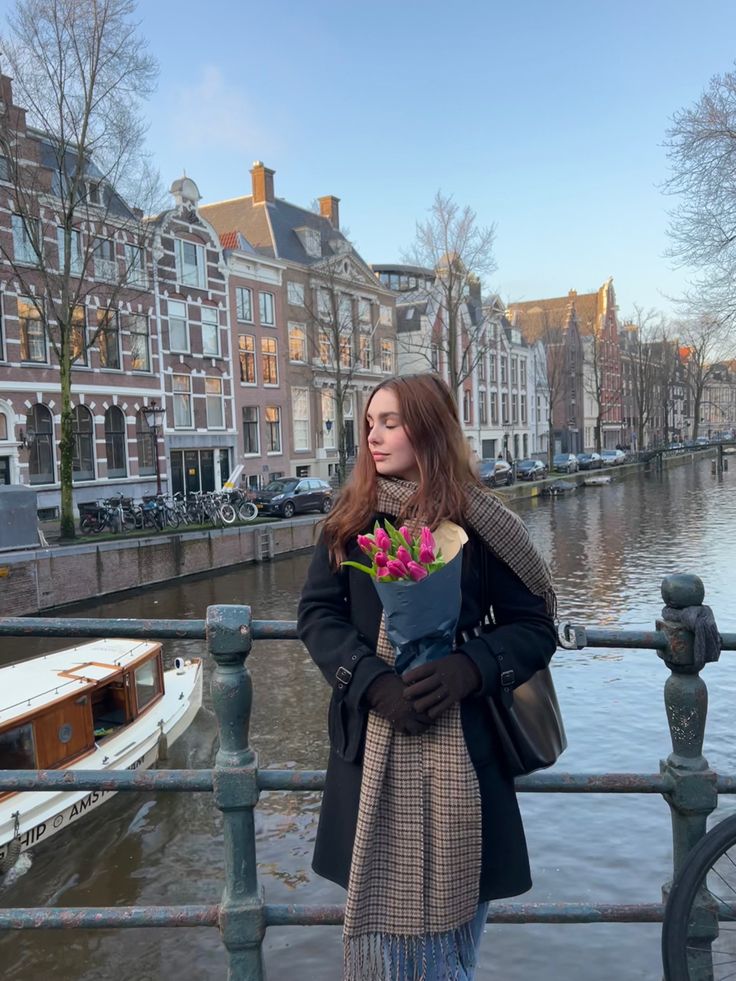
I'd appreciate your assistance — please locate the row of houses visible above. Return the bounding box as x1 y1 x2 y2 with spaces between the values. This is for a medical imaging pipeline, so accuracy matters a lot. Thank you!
2 67 734 517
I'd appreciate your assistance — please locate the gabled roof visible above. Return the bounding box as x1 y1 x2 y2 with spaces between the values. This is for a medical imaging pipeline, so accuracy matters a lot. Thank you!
200 194 359 268
508 288 603 342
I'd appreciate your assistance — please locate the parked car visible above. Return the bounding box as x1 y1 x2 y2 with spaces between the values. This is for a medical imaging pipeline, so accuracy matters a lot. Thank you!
516 459 548 481
576 452 602 471
478 458 515 487
552 453 578 474
252 477 332 518
600 449 626 466
695 436 710 447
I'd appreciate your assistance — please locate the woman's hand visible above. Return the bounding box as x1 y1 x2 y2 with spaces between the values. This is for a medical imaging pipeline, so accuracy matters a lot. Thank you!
364 673 433 735
402 653 482 719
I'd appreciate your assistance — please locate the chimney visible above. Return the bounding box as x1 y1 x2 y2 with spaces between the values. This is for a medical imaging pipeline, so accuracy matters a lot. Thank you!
251 161 275 204
318 195 340 229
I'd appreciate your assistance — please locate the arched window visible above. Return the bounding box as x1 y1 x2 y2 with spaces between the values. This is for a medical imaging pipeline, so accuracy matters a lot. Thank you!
72 405 95 481
135 409 155 475
104 406 127 478
27 404 54 485
0 413 8 440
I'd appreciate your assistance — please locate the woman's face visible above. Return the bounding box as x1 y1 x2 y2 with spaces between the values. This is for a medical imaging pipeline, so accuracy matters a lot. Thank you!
366 387 421 482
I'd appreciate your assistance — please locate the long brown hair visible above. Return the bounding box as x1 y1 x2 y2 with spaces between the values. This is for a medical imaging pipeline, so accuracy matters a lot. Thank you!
322 373 483 567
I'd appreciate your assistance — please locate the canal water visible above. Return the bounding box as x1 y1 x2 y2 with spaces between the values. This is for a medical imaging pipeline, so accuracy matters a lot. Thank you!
2 459 736 980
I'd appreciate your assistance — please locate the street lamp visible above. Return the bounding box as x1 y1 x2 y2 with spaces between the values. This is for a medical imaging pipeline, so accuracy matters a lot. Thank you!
143 399 166 495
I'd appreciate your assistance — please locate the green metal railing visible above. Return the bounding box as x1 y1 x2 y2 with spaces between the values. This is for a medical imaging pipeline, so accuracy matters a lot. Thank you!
1 573 735 980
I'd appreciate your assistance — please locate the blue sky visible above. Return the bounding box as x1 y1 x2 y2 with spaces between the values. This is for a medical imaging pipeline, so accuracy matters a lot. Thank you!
133 2 735 315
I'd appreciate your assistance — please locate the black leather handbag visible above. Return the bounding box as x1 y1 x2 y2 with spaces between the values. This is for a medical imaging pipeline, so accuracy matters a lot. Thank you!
486 658 567 776
475 544 567 777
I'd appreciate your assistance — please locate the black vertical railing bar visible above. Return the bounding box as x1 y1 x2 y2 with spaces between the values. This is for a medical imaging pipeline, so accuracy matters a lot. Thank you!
0 574 732 981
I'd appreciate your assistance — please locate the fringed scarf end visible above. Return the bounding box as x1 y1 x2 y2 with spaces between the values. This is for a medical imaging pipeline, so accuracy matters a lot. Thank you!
343 922 478 981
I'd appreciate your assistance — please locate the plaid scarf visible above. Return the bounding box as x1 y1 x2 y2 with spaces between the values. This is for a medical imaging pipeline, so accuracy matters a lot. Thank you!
343 477 555 980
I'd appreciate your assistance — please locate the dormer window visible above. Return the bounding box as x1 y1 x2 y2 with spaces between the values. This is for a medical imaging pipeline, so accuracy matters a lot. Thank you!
296 227 321 258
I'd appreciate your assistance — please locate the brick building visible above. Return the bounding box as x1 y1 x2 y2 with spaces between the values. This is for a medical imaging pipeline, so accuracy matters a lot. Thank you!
200 163 397 483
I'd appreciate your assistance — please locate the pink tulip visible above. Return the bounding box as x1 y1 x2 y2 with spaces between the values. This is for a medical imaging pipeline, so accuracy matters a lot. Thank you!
407 561 428 582
374 550 388 568
376 566 390 578
420 527 435 552
396 546 412 567
399 526 412 546
386 559 409 579
357 534 375 554
375 527 391 552
419 545 435 564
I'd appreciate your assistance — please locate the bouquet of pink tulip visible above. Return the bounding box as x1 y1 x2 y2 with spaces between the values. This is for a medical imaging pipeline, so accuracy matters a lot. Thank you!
342 520 466 675
342 520 445 582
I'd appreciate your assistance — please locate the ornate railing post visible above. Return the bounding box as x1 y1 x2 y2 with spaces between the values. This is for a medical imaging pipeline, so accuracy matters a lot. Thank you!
658 574 718 980
208 604 265 981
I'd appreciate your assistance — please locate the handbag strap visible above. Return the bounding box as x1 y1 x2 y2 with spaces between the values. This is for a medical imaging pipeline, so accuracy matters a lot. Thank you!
477 536 516 706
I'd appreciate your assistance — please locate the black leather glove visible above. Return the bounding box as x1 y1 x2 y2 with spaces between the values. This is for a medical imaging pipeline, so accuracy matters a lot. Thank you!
364 672 433 735
402 653 482 719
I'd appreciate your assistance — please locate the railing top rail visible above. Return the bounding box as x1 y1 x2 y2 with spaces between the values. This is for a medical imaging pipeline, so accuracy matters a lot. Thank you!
0 616 734 651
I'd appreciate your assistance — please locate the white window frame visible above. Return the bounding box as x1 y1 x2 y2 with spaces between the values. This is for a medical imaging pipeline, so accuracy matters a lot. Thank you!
93 237 117 281
57 227 83 276
261 335 278 385
205 376 224 429
259 291 275 326
18 296 46 363
358 298 371 326
239 334 257 384
128 314 151 372
380 304 393 327
381 339 395 374
242 406 260 455
291 387 311 451
176 238 206 289
168 300 189 353
265 405 282 454
13 215 41 265
172 373 193 428
201 306 220 357
359 334 372 370
125 243 146 287
287 281 304 306
288 323 307 362
97 309 121 370
236 286 253 323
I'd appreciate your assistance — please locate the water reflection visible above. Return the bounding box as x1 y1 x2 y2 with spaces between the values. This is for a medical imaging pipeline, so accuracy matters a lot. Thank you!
1 461 735 980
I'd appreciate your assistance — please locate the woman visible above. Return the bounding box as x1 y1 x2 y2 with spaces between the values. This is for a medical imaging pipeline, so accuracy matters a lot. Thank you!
297 374 558 980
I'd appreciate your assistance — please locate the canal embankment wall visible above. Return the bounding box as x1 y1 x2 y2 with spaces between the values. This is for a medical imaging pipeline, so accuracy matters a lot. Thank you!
0 448 726 616
0 520 321 617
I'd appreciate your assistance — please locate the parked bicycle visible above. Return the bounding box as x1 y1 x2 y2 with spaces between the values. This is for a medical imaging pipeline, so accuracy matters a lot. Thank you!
79 495 136 534
662 813 736 979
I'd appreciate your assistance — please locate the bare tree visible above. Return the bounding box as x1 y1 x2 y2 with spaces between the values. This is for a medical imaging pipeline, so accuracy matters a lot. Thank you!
301 253 380 485
404 191 496 401
664 66 736 318
623 307 664 450
0 0 160 538
532 308 571 469
677 315 733 438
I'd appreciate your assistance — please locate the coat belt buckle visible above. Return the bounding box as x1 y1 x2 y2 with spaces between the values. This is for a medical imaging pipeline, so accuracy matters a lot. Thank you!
335 666 352 686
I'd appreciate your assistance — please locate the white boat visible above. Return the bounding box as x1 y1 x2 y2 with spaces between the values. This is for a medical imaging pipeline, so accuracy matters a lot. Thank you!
0 638 203 873
584 475 612 486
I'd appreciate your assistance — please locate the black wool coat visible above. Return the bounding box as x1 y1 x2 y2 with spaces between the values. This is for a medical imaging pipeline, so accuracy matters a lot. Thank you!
297 513 558 903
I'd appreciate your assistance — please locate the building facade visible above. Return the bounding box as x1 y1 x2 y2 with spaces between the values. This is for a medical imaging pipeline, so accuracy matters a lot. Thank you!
0 72 162 514
200 163 398 483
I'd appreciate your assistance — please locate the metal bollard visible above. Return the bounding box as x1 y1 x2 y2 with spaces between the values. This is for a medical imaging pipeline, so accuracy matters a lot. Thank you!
208 604 265 981
657 574 718 980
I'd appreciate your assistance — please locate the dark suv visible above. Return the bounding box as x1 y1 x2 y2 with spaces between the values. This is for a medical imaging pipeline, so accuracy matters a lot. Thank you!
253 478 332 518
